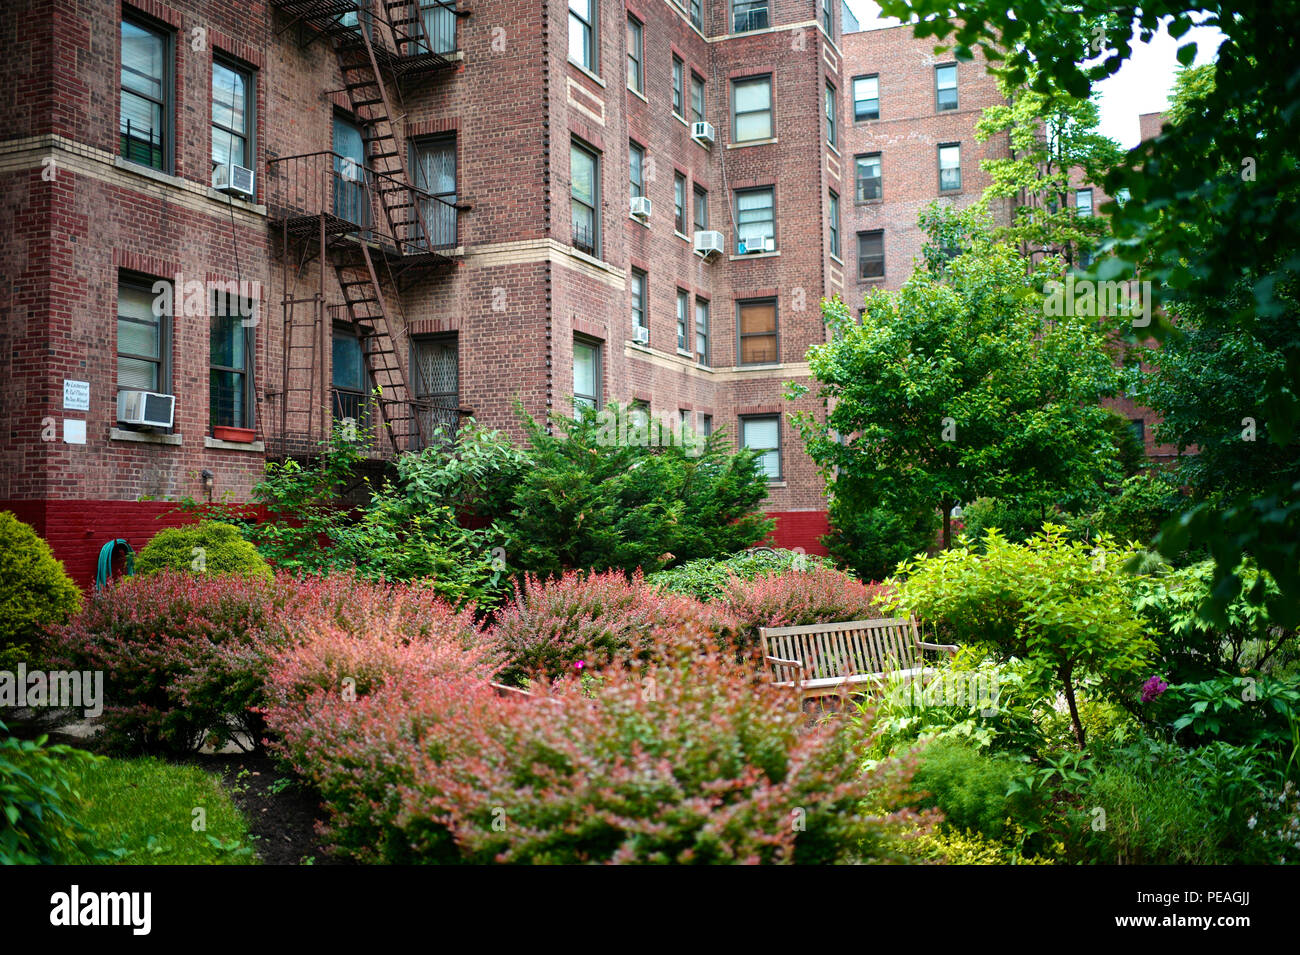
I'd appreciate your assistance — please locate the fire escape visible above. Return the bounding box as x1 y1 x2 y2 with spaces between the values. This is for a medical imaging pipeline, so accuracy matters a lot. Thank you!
266 0 468 459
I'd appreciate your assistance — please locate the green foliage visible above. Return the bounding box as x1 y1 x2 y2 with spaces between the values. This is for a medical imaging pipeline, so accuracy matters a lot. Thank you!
958 497 1060 546
136 521 273 582
793 213 1122 549
1 721 103 864
503 404 773 576
646 547 834 601
0 513 82 671
1166 675 1300 768
886 525 1156 748
1135 559 1298 681
822 500 939 582
909 739 1045 848
57 755 255 864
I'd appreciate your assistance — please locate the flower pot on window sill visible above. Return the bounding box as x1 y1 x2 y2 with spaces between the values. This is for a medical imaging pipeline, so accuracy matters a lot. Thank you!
212 426 256 443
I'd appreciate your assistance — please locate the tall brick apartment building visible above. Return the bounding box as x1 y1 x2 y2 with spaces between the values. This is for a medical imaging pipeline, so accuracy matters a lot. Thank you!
0 0 1065 585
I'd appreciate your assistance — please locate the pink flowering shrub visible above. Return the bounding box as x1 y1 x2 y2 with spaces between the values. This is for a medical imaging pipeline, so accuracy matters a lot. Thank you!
486 569 736 685
273 623 933 864
718 568 891 652
48 570 288 754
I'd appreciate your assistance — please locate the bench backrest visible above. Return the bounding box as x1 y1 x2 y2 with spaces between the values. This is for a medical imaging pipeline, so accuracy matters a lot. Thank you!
759 617 921 681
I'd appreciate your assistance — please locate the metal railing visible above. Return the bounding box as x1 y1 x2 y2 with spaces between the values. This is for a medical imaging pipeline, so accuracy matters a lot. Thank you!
266 150 459 253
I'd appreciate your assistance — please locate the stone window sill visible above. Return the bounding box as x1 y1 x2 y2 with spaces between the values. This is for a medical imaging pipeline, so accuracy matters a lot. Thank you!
110 427 182 446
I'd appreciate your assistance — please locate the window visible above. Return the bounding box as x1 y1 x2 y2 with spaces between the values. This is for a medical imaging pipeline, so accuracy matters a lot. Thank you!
855 152 882 201
411 334 459 443
701 413 713 438
738 299 777 364
1076 188 1094 217
733 0 769 32
120 17 171 170
573 337 601 413
858 230 884 280
825 82 837 147
570 141 599 256
732 75 772 142
212 58 252 172
690 73 706 125
936 64 958 111
630 400 651 430
823 0 833 33
939 143 961 192
118 276 168 394
695 298 710 364
829 190 841 258
568 0 597 72
736 187 774 251
416 0 458 55
626 16 643 92
676 289 690 352
852 74 878 121
674 173 687 233
630 269 647 335
210 294 252 429
1115 187 1131 206
629 141 645 200
742 415 781 480
672 56 684 117
1131 419 1146 445
693 184 708 231
332 325 368 424
410 135 457 247
333 115 368 226
690 0 703 30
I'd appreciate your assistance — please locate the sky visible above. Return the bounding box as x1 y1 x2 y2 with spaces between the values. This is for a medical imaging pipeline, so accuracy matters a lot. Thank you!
842 2 1225 149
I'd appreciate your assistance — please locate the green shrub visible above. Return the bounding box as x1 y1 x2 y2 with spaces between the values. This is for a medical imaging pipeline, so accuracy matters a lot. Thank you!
0 512 82 671
909 739 1044 846
957 497 1061 545
823 500 939 582
136 521 273 582
647 547 835 601
1088 469 1185 547
1 720 103 864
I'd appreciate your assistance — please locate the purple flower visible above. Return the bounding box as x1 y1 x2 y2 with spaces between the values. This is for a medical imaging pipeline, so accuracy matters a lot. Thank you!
574 660 586 671
1141 675 1168 703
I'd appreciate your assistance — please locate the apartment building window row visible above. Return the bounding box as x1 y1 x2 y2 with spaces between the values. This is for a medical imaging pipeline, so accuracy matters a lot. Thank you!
852 74 878 122
690 0 703 30
825 81 837 148
695 298 710 365
732 75 772 142
210 294 253 430
829 190 841 259
627 15 643 93
117 276 168 394
674 173 687 234
211 58 252 171
574 337 601 413
690 72 706 126
120 17 171 171
411 334 460 440
569 0 597 72
855 152 881 202
742 415 781 480
571 140 600 256
939 143 961 192
858 230 884 281
676 289 690 352
672 56 685 117
738 299 777 365
936 63 958 111
733 0 769 32
332 323 368 425
735 187 774 252
693 184 709 231
630 269 647 336
1076 188 1094 216
630 141 646 200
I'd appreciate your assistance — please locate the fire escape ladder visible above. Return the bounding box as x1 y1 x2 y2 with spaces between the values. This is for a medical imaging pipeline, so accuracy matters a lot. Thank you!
332 24 426 255
332 242 426 452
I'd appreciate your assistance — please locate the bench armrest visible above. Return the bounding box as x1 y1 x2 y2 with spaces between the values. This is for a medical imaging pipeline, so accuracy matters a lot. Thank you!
765 655 804 669
916 642 959 655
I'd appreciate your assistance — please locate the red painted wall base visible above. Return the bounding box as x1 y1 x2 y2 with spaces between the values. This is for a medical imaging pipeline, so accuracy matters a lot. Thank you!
762 510 830 556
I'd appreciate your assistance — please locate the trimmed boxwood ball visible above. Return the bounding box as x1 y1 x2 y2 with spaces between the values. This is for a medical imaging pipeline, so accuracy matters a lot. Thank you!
135 521 273 582
0 512 82 668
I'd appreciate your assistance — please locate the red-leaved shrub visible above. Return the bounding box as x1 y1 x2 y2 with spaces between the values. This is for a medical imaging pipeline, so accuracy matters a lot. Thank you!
270 623 932 863
719 568 890 651
48 570 289 754
486 569 736 685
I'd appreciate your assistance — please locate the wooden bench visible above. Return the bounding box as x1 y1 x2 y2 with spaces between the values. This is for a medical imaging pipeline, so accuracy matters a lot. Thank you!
759 617 957 701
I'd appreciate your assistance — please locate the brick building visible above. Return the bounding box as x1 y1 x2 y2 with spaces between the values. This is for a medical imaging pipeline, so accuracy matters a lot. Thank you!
0 1 1132 586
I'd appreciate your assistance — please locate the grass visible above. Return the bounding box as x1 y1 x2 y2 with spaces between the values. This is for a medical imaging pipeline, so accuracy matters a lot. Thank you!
59 755 258 864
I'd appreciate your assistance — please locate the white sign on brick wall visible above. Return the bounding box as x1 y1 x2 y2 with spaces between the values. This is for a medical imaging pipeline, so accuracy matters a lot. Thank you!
63 380 90 411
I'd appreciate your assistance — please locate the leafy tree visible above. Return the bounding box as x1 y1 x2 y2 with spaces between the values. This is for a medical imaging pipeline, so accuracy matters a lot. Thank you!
885 526 1156 750
791 213 1123 549
502 405 772 576
874 0 1300 623
0 513 82 671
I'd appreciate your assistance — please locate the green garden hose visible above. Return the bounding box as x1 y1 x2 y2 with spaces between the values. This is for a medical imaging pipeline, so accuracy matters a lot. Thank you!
96 538 135 590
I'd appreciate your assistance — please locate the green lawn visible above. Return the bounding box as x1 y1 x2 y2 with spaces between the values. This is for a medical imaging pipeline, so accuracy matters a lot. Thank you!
60 756 258 864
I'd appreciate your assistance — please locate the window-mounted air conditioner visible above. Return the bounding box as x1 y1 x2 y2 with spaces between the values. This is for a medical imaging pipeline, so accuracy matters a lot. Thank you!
213 163 255 199
691 121 716 147
117 389 175 429
693 230 724 258
737 236 774 254
632 326 650 344
630 195 653 220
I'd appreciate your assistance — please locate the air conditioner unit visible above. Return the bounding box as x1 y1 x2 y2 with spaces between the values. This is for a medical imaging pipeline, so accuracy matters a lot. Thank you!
212 163 255 199
737 236 773 255
762 236 775 253
117 389 175 429
632 326 650 344
630 195 652 220
691 121 716 147
693 230 724 257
